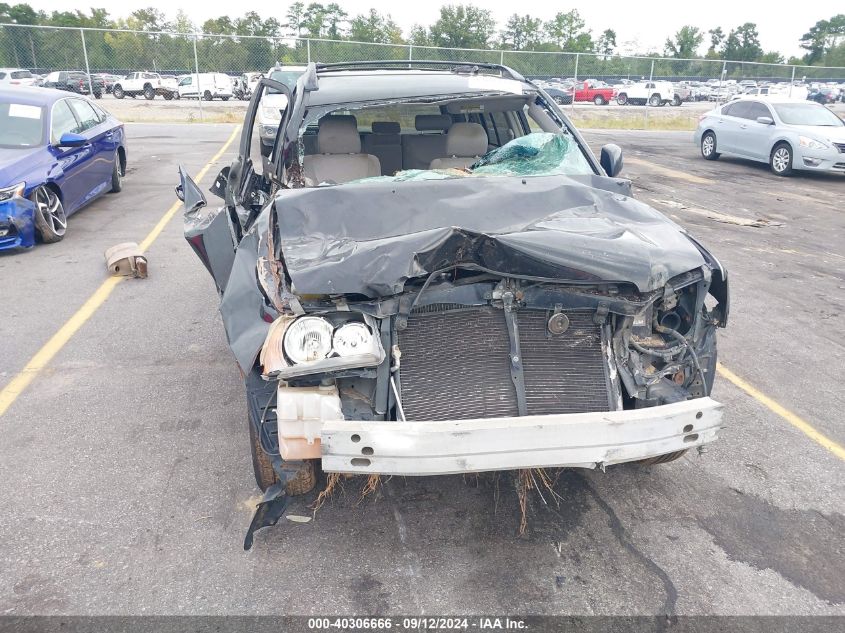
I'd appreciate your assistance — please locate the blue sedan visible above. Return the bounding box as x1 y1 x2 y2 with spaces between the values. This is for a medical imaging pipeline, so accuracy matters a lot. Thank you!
0 86 126 250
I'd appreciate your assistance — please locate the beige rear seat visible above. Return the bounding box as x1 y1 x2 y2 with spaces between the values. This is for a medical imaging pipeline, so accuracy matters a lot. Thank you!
401 114 452 170
429 122 488 170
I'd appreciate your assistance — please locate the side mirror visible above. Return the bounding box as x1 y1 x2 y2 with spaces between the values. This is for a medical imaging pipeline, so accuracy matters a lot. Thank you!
600 143 624 177
756 116 774 125
58 132 86 147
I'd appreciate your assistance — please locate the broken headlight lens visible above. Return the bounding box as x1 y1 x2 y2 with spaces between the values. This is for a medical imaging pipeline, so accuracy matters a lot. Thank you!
333 322 375 357
0 182 25 202
283 316 334 363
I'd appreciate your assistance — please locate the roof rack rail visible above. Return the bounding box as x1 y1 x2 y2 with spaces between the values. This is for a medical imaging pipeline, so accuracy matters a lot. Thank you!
313 60 526 82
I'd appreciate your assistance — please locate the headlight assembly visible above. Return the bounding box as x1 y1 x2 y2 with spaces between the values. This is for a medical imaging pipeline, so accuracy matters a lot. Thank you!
0 182 25 202
283 316 334 364
798 136 828 150
261 314 385 379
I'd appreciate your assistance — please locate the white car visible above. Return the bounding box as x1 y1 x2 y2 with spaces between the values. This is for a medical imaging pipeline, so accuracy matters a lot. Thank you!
616 81 676 106
695 97 845 176
257 65 306 156
177 73 233 101
113 72 178 100
0 68 37 87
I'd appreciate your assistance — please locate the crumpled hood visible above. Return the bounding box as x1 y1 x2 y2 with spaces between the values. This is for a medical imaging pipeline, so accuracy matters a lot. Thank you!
275 173 706 297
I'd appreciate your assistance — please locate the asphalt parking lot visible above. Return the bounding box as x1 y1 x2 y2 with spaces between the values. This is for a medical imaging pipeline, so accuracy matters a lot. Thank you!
0 123 843 616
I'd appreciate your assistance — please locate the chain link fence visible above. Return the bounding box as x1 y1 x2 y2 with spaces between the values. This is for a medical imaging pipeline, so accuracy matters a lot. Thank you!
2 22 844 120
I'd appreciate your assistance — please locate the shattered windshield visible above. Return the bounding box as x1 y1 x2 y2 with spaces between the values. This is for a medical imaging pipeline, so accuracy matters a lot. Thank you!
354 133 594 183
294 95 596 187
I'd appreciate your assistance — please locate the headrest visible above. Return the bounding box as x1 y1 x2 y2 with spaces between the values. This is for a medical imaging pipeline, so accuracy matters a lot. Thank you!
415 114 452 132
371 121 400 134
444 122 488 158
317 116 361 154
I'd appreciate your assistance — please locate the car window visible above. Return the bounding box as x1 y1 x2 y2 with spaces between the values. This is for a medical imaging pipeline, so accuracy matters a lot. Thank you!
68 99 100 131
0 72 6 80
748 102 772 120
11 70 31 79
51 99 81 143
773 102 844 126
726 101 753 119
89 102 108 123
0 101 45 147
179 76 192 86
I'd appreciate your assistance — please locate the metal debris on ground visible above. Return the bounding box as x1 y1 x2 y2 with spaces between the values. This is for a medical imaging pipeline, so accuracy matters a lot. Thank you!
104 242 148 278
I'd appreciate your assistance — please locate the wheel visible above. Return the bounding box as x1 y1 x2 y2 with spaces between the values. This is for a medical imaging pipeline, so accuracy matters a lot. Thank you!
203 90 213 101
648 94 661 107
94 90 102 99
770 143 793 176
113 85 124 99
617 93 628 105
701 131 720 160
163 91 173 101
672 95 682 106
31 186 66 243
109 155 123 193
143 85 155 100
593 94 606 105
221 96 230 101
247 405 316 495
553 95 565 105
636 450 687 466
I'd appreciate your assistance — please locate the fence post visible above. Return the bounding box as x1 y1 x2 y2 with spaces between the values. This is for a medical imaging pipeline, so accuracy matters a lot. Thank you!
789 65 796 98
80 29 94 97
500 49 504 65
193 33 203 122
408 44 413 60
720 60 727 103
572 53 579 111
307 39 311 63
644 58 655 128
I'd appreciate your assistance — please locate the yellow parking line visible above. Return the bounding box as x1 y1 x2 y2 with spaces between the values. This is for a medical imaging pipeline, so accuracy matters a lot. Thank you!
717 363 845 460
0 125 241 419
625 156 715 185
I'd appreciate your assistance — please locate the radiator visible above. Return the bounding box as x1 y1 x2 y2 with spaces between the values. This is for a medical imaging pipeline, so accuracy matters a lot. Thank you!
399 306 613 421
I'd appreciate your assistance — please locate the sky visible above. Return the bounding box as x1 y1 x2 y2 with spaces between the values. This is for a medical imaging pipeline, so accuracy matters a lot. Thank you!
20 1 843 58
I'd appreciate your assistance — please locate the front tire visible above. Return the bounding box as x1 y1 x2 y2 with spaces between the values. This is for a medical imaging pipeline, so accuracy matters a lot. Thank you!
31 186 67 243
648 94 661 107
203 90 213 101
770 143 793 176
113 85 124 99
617 93 628 105
247 404 316 495
637 450 687 466
701 131 720 160
672 95 682 106
143 85 155 100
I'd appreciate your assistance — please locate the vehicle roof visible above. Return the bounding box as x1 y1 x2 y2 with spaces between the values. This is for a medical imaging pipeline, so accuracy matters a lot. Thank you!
304 69 535 107
0 85 77 105
728 96 821 104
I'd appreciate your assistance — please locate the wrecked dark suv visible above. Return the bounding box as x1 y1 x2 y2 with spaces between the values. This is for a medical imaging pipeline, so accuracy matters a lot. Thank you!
178 61 729 539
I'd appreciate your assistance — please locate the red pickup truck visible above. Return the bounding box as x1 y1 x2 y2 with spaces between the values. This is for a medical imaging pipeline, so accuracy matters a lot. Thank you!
574 80 615 105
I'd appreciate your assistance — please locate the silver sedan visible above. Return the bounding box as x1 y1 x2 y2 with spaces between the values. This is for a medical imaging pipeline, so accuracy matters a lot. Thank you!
694 98 845 176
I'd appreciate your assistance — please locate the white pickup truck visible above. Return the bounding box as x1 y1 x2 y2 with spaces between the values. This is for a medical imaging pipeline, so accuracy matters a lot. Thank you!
113 72 179 100
616 81 677 106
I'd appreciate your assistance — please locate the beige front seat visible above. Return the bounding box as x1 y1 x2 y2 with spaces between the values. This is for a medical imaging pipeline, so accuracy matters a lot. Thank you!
429 122 488 170
303 117 381 185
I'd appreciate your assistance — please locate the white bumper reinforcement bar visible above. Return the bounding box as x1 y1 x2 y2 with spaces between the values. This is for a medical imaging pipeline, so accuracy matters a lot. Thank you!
320 398 723 476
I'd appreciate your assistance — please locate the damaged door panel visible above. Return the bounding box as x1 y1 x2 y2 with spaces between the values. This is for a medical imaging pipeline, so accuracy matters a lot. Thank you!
178 61 730 547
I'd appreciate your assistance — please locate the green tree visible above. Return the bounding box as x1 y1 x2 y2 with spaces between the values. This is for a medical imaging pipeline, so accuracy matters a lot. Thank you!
665 25 703 58
349 9 402 44
428 4 496 49
285 2 306 37
706 27 724 58
596 29 616 57
500 14 543 51
544 10 592 52
721 23 763 61
202 16 235 35
408 24 430 46
800 15 845 64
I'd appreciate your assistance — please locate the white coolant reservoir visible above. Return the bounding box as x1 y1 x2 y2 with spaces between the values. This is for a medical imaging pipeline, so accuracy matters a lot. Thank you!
275 384 343 459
